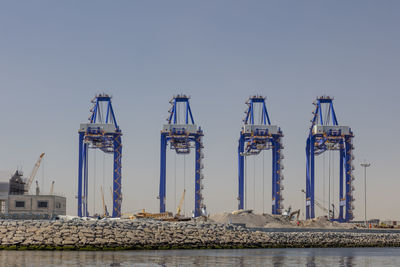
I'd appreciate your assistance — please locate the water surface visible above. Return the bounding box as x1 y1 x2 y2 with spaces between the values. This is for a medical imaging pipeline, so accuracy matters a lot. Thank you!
1 247 400 266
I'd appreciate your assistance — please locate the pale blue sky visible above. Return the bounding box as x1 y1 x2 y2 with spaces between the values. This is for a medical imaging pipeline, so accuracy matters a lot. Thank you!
0 1 399 219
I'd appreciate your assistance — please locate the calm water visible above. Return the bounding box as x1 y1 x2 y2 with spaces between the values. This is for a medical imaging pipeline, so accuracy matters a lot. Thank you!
1 248 400 267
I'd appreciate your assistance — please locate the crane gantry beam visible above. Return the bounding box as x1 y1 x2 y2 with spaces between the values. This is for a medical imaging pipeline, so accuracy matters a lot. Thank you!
305 96 355 222
237 95 284 214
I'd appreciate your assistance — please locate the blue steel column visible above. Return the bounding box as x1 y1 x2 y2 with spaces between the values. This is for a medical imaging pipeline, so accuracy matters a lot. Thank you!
113 134 122 217
194 134 201 217
274 136 282 215
271 139 277 214
339 141 344 221
349 135 355 221
159 133 167 213
83 142 88 217
77 132 84 217
238 133 245 210
345 136 352 221
310 135 315 219
305 137 311 219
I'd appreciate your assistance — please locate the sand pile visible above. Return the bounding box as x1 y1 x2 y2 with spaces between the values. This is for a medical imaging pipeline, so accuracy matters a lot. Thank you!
210 211 295 228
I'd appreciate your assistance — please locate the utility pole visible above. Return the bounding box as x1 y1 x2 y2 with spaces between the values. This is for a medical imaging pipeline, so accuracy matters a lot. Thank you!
360 162 371 226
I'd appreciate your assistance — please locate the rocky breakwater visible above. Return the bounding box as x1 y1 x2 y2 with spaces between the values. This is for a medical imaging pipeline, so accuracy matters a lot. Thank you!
0 219 400 250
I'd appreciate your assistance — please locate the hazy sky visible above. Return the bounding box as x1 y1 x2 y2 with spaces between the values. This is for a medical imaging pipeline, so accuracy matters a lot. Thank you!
0 1 399 220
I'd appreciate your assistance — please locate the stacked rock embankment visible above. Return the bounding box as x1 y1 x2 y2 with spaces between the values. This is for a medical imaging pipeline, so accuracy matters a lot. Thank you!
0 219 400 250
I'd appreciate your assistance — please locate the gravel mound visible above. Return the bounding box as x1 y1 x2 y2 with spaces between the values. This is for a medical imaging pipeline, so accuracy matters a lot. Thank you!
302 216 355 229
210 212 355 229
209 212 295 228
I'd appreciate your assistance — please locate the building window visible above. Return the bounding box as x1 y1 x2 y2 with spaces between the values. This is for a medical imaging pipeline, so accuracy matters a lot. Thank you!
56 202 61 209
15 201 25 208
0 201 6 213
38 201 48 208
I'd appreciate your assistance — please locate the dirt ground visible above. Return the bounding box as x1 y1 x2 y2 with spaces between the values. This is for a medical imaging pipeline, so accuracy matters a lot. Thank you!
209 211 356 229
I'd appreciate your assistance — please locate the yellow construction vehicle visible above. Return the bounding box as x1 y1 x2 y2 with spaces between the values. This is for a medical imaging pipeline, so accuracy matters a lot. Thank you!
135 209 173 219
133 189 190 221
121 213 135 219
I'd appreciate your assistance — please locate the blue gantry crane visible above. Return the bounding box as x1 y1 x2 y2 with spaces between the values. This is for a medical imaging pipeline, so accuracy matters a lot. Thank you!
77 94 122 217
305 96 355 222
159 95 206 217
238 96 284 214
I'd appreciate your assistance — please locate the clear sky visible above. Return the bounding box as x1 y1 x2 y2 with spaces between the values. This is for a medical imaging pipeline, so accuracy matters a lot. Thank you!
0 1 399 220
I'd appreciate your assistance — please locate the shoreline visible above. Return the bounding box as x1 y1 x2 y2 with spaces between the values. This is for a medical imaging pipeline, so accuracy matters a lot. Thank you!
1 219 400 251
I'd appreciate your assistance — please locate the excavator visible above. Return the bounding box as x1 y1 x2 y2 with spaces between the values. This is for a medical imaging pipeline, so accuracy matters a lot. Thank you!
282 206 300 221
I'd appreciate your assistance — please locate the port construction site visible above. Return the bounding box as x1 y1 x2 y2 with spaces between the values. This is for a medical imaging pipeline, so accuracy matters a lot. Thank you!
0 93 398 250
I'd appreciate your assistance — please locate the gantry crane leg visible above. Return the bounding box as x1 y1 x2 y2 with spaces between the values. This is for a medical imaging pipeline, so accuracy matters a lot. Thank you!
78 132 84 217
339 142 344 221
159 133 167 213
237 135 245 210
194 134 203 217
112 134 122 217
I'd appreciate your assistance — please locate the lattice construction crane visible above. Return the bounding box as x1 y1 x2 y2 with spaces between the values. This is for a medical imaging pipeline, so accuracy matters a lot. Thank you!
159 95 206 217
24 153 45 194
77 94 122 217
305 96 355 222
175 189 186 218
238 96 284 214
